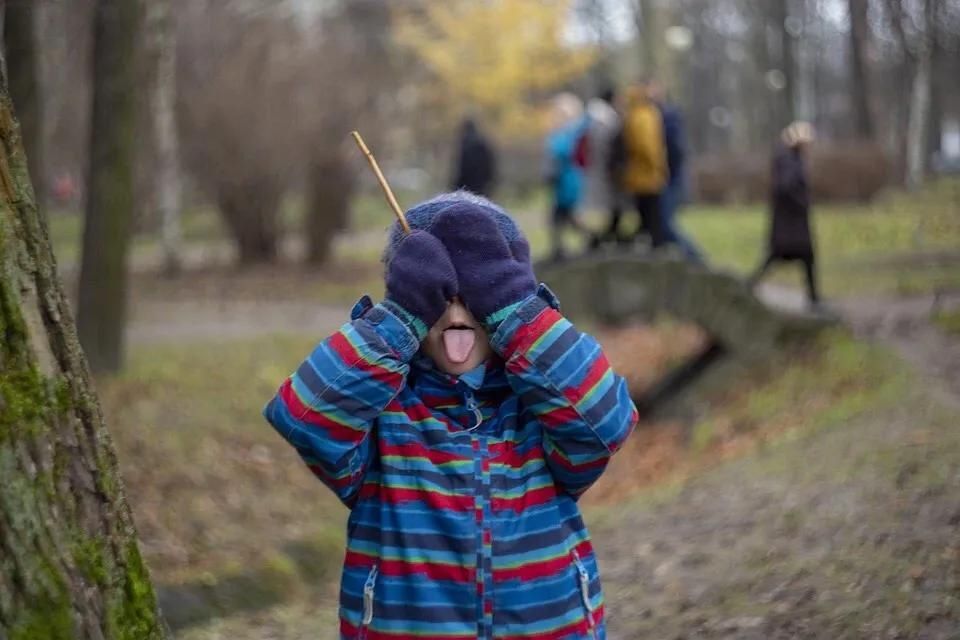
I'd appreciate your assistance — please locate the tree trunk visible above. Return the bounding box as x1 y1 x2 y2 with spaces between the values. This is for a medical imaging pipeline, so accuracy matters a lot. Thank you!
305 151 353 266
905 0 934 189
217 179 281 265
77 0 140 374
3 0 45 209
0 63 167 640
634 0 660 77
847 0 874 139
770 0 796 128
146 0 182 276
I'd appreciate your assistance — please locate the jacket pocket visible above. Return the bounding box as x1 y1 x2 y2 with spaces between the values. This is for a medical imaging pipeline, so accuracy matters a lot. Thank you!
358 563 379 639
571 550 597 640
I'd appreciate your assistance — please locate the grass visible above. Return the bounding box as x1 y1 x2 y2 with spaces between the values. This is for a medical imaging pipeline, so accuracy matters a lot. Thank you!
98 335 346 609
584 330 907 512
932 308 960 336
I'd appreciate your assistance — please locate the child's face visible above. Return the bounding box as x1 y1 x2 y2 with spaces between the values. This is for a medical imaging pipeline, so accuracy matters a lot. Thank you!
422 298 493 376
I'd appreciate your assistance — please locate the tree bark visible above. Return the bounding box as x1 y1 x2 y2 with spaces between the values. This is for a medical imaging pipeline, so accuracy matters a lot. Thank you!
3 0 45 209
217 179 281 265
305 151 353 266
904 0 934 189
0 61 167 640
770 0 797 128
847 0 875 139
634 0 660 77
77 0 141 373
145 0 182 276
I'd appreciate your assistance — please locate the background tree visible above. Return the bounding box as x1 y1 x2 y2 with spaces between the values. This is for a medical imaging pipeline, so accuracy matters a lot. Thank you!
3 0 44 208
76 0 142 373
177 3 306 266
847 0 875 139
0 59 166 640
395 0 596 141
146 0 182 275
884 0 937 188
304 0 393 265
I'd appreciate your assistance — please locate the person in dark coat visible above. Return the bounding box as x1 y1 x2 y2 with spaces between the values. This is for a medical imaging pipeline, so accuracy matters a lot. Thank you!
647 80 704 262
450 117 497 197
749 122 820 305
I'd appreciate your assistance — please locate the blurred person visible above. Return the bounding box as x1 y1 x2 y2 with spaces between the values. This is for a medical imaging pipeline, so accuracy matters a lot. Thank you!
646 80 704 262
545 92 592 261
263 191 638 638
618 81 668 248
749 122 820 306
450 117 497 197
584 87 630 249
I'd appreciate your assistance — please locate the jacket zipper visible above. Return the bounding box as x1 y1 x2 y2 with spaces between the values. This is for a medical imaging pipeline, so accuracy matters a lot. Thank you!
465 392 483 431
359 563 379 638
571 550 597 640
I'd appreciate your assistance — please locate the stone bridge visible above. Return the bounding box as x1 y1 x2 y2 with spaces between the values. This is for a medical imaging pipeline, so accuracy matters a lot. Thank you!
536 252 839 416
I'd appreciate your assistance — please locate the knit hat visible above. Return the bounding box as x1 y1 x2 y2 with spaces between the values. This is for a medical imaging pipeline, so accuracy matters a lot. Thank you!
382 190 525 266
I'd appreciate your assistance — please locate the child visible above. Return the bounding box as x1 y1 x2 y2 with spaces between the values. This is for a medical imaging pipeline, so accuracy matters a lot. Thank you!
264 191 638 639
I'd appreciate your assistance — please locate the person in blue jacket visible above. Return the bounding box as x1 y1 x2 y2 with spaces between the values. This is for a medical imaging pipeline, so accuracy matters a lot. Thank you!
545 93 593 261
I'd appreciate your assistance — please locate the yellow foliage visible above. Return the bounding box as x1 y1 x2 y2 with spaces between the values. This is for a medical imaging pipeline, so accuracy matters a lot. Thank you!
394 0 596 141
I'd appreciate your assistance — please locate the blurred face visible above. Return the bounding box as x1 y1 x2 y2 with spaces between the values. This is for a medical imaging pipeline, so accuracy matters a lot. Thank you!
422 298 493 376
644 80 664 102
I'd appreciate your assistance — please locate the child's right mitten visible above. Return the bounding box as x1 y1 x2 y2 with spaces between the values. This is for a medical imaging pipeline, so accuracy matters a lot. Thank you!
383 231 458 340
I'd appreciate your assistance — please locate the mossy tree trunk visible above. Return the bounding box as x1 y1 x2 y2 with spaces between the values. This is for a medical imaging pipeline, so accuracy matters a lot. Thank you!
76 0 141 373
0 60 167 639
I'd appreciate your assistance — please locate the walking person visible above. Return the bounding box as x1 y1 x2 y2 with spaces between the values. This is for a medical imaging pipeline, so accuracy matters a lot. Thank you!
620 82 668 248
450 117 497 197
749 122 821 307
647 80 704 262
583 87 628 247
545 92 592 261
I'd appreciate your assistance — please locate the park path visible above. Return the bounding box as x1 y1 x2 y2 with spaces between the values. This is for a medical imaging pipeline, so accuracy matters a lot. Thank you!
756 282 960 405
594 284 960 638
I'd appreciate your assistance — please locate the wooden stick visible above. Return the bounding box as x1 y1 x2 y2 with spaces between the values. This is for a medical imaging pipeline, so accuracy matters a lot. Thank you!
350 131 410 234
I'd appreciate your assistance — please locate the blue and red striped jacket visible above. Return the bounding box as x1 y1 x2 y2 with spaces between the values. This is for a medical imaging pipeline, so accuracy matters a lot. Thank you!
264 286 638 639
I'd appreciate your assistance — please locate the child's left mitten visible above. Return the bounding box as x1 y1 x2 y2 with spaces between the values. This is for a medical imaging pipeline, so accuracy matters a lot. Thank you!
429 205 536 331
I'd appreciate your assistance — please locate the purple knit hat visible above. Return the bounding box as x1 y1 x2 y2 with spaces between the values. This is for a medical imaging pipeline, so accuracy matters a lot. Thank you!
382 191 525 266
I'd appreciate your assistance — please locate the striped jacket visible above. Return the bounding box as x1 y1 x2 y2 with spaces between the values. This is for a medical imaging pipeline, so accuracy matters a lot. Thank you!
264 286 638 639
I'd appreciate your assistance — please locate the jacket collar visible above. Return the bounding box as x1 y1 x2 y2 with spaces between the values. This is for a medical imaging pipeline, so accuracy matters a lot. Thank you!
410 355 510 406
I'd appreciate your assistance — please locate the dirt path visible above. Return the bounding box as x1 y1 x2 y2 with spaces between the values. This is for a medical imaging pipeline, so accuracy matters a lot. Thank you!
834 293 960 407
594 287 960 639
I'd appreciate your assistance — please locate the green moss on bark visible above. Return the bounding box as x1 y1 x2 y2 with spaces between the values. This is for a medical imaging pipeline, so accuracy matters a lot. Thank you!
108 542 165 640
8 593 73 640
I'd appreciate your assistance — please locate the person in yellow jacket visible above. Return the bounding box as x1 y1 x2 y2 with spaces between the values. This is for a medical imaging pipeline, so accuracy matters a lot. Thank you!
609 82 669 247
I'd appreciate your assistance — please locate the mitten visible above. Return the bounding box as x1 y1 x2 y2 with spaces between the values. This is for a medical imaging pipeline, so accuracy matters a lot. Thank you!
383 231 458 339
429 205 536 330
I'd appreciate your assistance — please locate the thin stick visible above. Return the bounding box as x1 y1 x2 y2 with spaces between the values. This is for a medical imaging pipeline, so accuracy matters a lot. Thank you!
350 131 410 234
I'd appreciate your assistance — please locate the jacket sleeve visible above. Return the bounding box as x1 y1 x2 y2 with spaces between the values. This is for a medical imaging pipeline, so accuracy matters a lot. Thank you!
491 288 639 498
262 298 421 507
